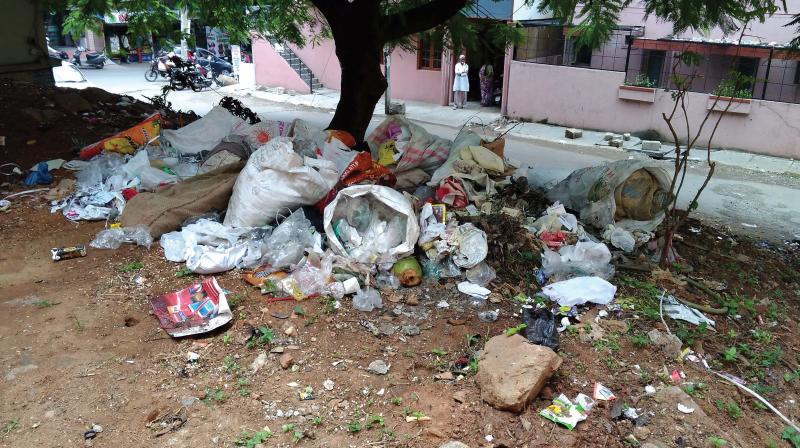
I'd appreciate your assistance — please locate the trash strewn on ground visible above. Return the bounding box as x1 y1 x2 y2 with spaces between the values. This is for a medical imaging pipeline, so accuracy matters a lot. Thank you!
149 277 232 337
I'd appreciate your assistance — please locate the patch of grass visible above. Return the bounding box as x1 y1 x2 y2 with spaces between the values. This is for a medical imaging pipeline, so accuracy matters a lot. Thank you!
292 305 306 316
756 346 783 367
33 300 60 308
431 348 448 357
237 378 251 396
119 261 144 273
71 313 85 331
235 429 272 447
175 266 194 277
246 326 275 349
226 293 243 309
311 416 322 426
281 423 296 433
203 387 227 405
222 333 231 345
410 392 419 402
782 426 800 448
347 421 362 433
604 355 620 371
715 400 742 420
391 397 403 406
366 414 385 429
723 346 738 362
1 419 19 436
628 333 650 347
683 382 708 398
223 355 241 373
675 322 708 346
751 329 773 344
750 383 776 395
708 436 728 447
322 296 339 314
504 323 527 337
784 370 800 383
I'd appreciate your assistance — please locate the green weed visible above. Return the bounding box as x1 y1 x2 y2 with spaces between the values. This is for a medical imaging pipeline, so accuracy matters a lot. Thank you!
237 378 251 396
504 323 527 337
203 387 227 405
223 355 241 373
33 300 60 308
431 348 448 357
708 436 728 447
628 333 650 347
175 266 194 277
715 400 742 419
1 419 19 436
235 429 272 447
246 326 275 348
119 261 144 273
347 421 362 433
391 397 403 406
782 426 800 448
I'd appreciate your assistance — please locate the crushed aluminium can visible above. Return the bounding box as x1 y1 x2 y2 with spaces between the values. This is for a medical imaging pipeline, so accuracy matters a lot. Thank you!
51 245 87 261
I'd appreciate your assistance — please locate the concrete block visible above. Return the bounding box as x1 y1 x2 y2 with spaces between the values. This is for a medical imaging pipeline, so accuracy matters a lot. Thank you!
609 138 623 148
623 133 631 141
603 132 614 141
641 140 661 151
565 128 583 139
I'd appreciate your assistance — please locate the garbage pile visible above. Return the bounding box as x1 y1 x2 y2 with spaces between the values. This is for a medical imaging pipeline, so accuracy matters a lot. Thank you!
33 97 681 347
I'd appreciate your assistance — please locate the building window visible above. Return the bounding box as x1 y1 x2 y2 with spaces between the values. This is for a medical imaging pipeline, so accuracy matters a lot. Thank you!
735 57 758 90
574 44 592 66
794 62 800 84
417 34 442 70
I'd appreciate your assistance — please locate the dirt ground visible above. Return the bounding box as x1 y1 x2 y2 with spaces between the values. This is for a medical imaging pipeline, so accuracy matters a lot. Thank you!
1 82 800 448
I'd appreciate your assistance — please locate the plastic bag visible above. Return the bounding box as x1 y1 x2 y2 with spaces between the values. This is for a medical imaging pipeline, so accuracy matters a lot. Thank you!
602 225 636 252
541 276 617 307
90 225 153 249
353 288 382 312
450 224 488 269
263 209 320 269
523 307 560 351
324 185 420 264
546 160 672 231
542 241 614 280
185 243 251 274
161 106 245 155
24 162 53 186
160 231 189 262
279 252 333 299
466 261 496 287
224 137 339 228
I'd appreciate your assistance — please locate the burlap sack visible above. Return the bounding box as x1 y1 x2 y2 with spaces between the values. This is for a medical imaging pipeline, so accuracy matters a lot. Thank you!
120 161 245 238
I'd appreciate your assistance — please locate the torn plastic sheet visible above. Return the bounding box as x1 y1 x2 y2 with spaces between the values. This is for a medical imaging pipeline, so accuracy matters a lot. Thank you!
457 281 490 300
541 276 617 307
53 189 125 221
662 293 716 328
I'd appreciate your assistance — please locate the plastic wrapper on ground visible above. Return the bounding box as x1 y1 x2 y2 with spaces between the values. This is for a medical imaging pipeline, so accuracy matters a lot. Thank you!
523 307 560 351
91 225 153 249
149 277 232 338
541 276 617 307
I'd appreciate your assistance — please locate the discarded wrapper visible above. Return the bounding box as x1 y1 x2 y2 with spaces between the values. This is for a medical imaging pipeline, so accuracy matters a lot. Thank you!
593 383 617 401
539 393 595 430
51 245 87 261
149 277 232 337
299 386 314 400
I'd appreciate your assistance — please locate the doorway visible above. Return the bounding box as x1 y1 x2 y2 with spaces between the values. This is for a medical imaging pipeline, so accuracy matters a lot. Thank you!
461 20 507 107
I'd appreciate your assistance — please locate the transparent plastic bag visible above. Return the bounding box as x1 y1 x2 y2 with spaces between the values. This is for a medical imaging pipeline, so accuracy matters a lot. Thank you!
466 261 496 287
160 231 189 262
263 209 319 269
542 241 614 280
90 225 153 249
353 288 382 312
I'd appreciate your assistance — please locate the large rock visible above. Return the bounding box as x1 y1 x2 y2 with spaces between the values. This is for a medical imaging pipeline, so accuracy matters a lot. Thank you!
647 329 683 358
475 334 562 413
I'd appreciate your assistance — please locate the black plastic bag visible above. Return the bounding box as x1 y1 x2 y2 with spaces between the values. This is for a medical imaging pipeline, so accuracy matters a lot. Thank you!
522 307 560 351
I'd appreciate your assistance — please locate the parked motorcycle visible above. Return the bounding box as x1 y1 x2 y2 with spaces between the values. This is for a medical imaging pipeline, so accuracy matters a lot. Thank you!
168 57 211 92
73 47 106 69
144 52 173 81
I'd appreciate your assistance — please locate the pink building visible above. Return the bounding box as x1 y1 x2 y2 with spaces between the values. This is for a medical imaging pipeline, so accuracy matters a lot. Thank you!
504 1 800 159
253 2 514 107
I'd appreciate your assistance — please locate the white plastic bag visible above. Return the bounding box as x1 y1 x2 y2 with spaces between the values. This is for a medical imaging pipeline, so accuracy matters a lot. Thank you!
324 185 420 264
603 225 636 252
542 241 614 280
161 105 246 154
449 223 488 269
541 276 617 307
262 209 321 269
224 137 339 228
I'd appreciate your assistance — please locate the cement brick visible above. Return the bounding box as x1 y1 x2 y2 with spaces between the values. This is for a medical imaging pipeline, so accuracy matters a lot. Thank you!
642 140 661 151
623 133 631 141
603 132 614 141
609 138 623 148
565 128 583 139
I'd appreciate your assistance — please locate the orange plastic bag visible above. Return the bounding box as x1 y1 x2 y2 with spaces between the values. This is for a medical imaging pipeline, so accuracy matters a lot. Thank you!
79 113 161 160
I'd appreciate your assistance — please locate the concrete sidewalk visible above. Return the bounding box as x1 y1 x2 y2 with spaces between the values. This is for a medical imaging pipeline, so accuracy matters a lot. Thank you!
227 84 800 177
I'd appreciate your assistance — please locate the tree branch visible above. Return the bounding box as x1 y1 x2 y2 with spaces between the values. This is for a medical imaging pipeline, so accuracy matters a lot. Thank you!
381 0 468 43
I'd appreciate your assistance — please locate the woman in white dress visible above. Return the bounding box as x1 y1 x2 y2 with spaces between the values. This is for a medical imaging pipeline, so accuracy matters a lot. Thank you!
453 55 469 109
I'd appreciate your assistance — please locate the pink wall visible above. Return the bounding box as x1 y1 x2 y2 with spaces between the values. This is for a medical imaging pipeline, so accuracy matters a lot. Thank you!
505 61 800 159
286 38 446 104
252 38 310 94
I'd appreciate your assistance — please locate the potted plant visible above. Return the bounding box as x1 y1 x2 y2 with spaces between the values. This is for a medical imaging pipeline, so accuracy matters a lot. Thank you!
619 74 657 103
708 78 752 114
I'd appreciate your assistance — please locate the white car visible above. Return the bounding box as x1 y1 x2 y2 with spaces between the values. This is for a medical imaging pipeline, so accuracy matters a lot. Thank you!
53 61 96 89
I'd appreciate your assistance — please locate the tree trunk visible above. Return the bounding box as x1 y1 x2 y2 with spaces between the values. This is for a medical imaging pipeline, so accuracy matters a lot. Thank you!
328 46 386 143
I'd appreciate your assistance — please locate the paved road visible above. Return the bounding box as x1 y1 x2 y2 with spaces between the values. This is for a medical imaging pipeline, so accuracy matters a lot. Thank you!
83 63 800 243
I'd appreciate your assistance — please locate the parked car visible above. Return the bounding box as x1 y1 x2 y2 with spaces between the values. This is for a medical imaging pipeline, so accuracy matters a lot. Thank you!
195 48 234 76
52 61 96 89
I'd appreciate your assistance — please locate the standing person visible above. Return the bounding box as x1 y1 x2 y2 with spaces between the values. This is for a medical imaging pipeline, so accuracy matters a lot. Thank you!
479 63 494 107
452 54 469 109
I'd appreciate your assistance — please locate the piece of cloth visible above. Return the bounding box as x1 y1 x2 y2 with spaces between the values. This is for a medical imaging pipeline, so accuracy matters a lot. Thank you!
120 161 245 238
479 64 494 106
453 62 469 92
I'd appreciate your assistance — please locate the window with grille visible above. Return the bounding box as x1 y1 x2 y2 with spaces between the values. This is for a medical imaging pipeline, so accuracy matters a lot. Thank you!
417 34 442 70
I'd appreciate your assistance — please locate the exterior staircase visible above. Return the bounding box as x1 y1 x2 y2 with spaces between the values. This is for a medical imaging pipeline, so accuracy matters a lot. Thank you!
269 38 323 91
